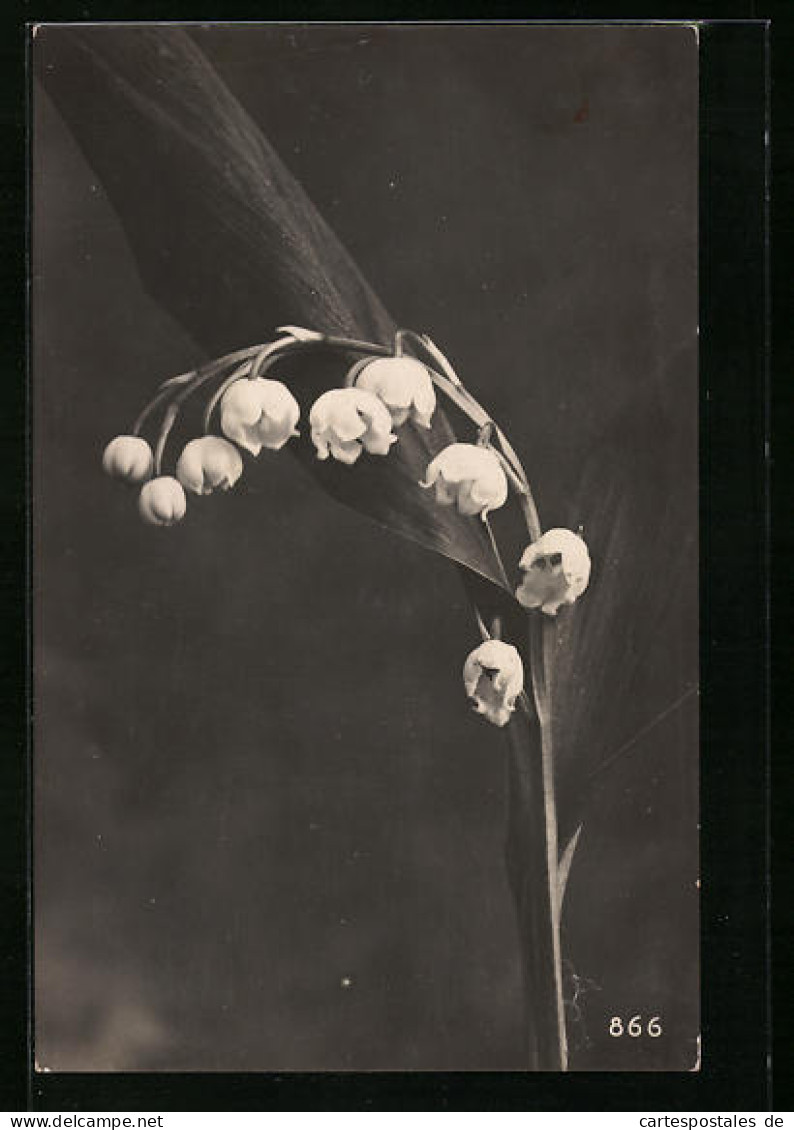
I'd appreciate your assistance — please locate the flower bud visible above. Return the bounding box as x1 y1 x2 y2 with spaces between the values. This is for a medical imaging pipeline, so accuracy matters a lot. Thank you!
420 443 508 519
354 356 436 429
515 528 591 615
220 378 300 455
102 435 154 485
138 476 187 527
310 387 397 465
176 436 243 496
463 639 524 727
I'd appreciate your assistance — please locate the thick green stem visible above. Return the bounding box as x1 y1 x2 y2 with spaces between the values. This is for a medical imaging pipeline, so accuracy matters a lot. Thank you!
504 693 567 1070
527 616 568 1069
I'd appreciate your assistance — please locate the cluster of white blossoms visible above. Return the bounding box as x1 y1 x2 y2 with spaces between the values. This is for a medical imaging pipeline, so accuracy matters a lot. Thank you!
461 527 592 727
102 355 437 523
103 331 592 729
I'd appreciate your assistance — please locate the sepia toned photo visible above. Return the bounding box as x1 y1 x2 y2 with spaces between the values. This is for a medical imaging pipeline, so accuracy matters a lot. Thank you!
32 22 699 1073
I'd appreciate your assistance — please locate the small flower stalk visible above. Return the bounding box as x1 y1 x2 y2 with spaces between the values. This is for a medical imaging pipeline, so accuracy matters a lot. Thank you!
516 528 591 615
463 639 524 727
420 443 508 520
176 436 243 496
220 378 300 455
354 356 436 429
310 387 397 464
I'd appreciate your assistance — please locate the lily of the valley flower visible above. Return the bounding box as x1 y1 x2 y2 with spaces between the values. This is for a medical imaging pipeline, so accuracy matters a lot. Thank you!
463 639 524 727
310 387 397 465
420 443 508 519
176 436 244 496
138 476 187 527
102 435 154 484
220 378 300 455
354 356 436 429
515 528 591 615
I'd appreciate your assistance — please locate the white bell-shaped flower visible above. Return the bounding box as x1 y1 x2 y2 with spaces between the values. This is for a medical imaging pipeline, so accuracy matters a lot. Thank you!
463 639 524 727
138 476 187 527
102 435 154 485
420 443 508 519
515 528 591 615
309 387 397 465
220 378 300 455
354 356 436 429
176 436 244 496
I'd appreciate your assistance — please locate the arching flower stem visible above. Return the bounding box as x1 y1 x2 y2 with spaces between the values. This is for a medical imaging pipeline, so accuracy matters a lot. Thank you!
394 328 463 387
118 322 572 1067
137 329 543 515
132 382 187 438
133 344 266 437
153 402 178 477
149 355 257 474
148 348 267 472
139 325 543 562
488 449 543 544
143 333 392 473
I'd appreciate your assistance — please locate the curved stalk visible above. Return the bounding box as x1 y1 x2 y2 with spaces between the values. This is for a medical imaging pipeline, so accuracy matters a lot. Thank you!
134 323 570 1069
143 331 394 463
250 333 392 381
149 349 266 470
133 382 186 438
395 331 533 493
153 402 179 476
489 449 543 544
133 344 265 436
396 328 464 387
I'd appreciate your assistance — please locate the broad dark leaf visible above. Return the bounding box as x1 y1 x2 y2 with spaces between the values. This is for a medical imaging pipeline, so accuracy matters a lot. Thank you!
550 348 698 836
35 26 507 590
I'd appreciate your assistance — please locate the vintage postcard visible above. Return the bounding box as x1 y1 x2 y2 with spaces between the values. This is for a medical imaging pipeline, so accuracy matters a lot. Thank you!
32 22 699 1073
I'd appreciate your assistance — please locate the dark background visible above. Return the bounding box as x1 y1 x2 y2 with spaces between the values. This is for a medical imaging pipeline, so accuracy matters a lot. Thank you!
33 24 699 1073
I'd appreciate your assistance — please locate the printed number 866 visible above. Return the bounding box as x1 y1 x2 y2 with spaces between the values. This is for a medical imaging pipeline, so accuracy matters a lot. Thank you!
609 1015 663 1037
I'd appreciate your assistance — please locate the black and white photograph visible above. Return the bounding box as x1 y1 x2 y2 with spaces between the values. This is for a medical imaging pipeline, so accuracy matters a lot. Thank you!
31 22 700 1074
